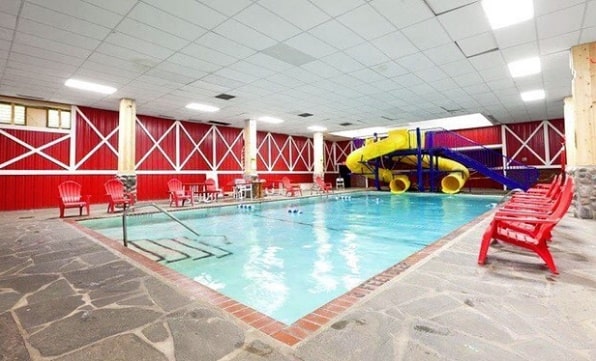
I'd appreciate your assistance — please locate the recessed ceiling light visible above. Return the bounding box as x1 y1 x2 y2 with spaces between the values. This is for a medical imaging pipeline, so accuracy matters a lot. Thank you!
185 103 220 112
330 126 389 139
521 89 545 102
64 79 117 94
257 116 284 124
482 0 533 30
307 125 327 132
508 57 541 78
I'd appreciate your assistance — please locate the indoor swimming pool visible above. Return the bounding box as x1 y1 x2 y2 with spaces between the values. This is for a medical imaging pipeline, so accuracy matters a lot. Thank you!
79 192 498 325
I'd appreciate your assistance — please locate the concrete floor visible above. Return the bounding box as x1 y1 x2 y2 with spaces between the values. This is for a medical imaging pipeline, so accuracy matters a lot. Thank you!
1 193 595 361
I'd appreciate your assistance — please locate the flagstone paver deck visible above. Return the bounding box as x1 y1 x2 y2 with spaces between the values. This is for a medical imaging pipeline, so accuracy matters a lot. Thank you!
1 195 595 361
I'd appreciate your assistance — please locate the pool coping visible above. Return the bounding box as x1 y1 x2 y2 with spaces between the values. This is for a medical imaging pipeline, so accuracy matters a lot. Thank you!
69 199 494 347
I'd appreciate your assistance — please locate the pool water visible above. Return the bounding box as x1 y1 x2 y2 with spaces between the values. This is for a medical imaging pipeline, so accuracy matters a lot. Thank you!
80 192 497 325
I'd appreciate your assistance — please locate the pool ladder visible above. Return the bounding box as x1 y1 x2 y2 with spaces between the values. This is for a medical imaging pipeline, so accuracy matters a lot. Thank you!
121 202 229 248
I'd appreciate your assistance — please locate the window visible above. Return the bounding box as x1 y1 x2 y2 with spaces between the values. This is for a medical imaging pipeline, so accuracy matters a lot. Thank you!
0 102 26 125
47 109 71 129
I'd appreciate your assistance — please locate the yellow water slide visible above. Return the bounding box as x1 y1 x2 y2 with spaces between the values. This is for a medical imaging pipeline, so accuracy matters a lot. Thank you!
345 129 469 194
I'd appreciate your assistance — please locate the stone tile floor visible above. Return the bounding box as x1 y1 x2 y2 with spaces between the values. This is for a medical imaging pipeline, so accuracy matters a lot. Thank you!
1 194 595 361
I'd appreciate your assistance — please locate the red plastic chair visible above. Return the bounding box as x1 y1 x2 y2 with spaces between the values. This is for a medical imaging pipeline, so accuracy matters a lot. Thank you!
58 181 91 218
104 178 134 213
167 178 193 207
478 177 574 274
314 176 333 194
281 176 302 197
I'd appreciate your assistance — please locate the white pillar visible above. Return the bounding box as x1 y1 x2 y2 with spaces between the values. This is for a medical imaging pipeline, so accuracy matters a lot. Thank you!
313 131 324 180
243 118 257 179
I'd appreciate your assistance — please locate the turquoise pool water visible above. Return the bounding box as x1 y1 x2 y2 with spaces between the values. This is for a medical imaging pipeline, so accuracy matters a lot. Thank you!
80 192 497 325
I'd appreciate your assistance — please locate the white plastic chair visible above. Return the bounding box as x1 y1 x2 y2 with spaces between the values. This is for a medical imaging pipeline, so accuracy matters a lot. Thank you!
234 179 252 200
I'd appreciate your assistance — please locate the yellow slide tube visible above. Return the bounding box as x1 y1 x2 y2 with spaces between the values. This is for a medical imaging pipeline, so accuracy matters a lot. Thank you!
346 129 412 193
346 128 469 194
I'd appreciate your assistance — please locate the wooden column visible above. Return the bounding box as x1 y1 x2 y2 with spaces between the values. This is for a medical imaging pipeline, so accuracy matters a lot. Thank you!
570 43 596 219
117 98 137 198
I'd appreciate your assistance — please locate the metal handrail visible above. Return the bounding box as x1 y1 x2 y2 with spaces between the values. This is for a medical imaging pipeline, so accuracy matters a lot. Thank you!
122 202 227 247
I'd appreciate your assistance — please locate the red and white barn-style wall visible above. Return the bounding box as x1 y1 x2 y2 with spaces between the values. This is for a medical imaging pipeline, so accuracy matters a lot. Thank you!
0 102 564 211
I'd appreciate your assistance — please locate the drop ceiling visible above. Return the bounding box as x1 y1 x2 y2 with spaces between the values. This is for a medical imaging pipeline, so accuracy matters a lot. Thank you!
0 0 593 137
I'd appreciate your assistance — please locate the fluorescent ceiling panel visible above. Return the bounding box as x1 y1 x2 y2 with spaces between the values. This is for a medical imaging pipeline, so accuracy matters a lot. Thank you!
482 0 534 30
508 57 541 78
64 78 117 94
185 103 220 112
521 89 545 101
258 116 284 124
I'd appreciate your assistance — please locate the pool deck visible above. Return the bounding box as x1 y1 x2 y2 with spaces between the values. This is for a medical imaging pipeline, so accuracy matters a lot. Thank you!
1 191 595 361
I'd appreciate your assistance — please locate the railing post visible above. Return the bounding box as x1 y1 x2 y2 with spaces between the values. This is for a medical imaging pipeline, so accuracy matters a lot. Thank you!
122 210 128 247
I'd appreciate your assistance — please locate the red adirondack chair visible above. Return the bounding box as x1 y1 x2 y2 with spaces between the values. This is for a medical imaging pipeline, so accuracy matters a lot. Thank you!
281 176 302 197
314 176 333 194
478 177 574 274
104 178 134 213
58 181 91 218
167 178 193 207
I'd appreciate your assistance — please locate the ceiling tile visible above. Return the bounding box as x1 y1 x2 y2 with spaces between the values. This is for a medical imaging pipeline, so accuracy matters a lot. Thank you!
425 0 477 14
337 5 396 40
199 0 253 17
468 50 506 71
372 61 408 78
27 0 123 27
437 2 491 40
372 31 419 59
309 20 365 50
300 60 342 78
536 4 584 40
15 32 91 59
128 3 207 41
235 4 302 42
20 3 111 39
17 19 100 50
534 0 586 17
402 18 452 50
344 42 390 67
182 43 240 67
194 32 255 59
424 42 465 65
285 32 337 58
395 52 434 72
116 19 190 51
441 59 476 77
0 11 16 30
312 0 365 17
321 51 365 73
493 21 537 50
82 0 137 15
258 0 330 30
213 19 276 51
457 32 498 57
500 42 540 63
371 0 434 29
105 32 174 60
540 31 580 56
142 0 227 30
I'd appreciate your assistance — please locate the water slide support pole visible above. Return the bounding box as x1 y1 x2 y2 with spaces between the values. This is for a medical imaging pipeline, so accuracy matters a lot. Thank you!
373 133 381 190
416 128 424 192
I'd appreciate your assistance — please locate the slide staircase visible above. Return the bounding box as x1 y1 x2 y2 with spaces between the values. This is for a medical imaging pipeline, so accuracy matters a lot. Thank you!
426 129 539 191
